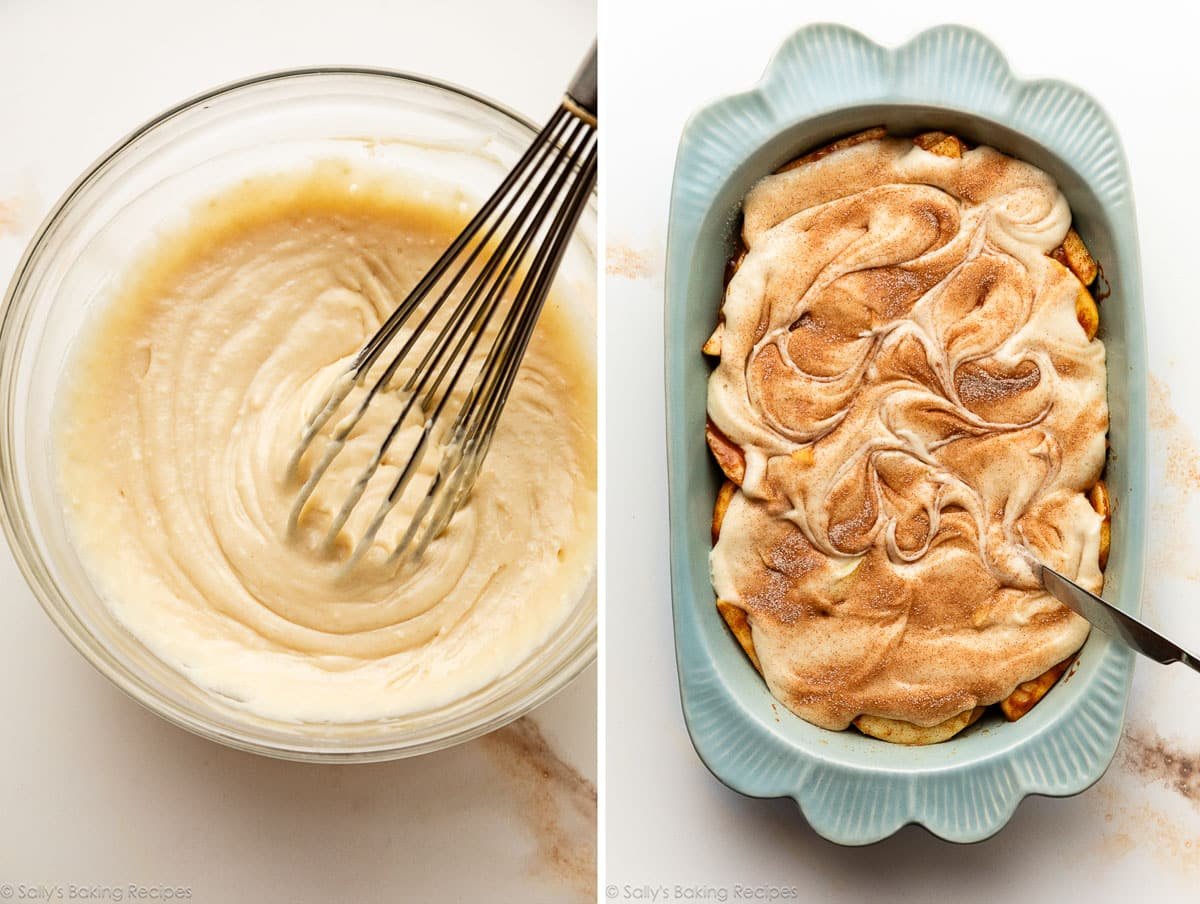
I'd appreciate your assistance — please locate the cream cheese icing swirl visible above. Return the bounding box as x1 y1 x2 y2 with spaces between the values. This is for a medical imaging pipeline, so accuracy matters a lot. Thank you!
56 165 596 723
709 136 1107 730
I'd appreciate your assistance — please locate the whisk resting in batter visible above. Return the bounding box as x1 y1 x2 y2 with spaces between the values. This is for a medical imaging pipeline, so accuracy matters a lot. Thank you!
287 44 597 569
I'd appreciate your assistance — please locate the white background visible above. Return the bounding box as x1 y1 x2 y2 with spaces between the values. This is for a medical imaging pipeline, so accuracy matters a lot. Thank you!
604 1 1200 901
6 0 1200 900
0 2 595 902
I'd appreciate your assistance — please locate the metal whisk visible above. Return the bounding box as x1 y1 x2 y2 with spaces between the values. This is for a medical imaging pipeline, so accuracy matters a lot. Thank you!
287 45 597 569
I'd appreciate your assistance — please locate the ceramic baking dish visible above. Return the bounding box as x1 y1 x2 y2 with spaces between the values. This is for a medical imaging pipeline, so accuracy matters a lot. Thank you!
664 23 1147 845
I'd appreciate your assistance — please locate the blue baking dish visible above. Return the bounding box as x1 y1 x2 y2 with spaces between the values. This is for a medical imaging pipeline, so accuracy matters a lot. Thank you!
664 23 1147 845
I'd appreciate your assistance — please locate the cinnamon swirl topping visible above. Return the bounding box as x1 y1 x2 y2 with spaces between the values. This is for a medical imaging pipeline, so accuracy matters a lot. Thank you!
709 134 1107 730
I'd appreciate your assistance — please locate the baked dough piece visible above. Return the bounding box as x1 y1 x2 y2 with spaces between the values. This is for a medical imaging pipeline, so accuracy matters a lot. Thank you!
853 708 986 745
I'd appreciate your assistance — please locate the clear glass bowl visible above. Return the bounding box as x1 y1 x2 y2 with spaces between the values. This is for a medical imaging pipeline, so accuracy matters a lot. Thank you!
0 69 597 762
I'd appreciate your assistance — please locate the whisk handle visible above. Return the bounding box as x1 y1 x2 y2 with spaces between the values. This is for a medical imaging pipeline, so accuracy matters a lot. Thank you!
566 41 597 122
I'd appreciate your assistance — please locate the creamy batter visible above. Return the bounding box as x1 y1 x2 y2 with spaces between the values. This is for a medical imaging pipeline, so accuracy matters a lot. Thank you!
56 163 596 723
709 136 1106 730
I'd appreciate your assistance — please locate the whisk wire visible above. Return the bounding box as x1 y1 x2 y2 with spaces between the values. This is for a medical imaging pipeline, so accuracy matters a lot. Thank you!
351 105 572 377
287 43 597 567
313 117 593 549
290 113 587 537
287 110 579 497
348 118 596 566
285 107 576 486
392 143 598 568
401 116 594 413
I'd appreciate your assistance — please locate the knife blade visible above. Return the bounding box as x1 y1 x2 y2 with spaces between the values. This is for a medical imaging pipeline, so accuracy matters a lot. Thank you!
1040 564 1200 673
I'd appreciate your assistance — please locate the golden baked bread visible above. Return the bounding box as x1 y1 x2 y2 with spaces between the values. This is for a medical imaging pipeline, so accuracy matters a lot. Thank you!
853 707 986 745
999 654 1076 721
706 128 1109 744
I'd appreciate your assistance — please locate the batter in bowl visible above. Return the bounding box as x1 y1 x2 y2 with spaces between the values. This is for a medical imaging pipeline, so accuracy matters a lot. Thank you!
55 163 596 723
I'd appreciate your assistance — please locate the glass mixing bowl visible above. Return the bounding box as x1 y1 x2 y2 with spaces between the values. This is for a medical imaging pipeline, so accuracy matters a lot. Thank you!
0 69 597 762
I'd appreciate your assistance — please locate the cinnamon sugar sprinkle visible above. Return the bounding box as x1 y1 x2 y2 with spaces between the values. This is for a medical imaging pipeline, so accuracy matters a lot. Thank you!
0 196 24 239
1092 780 1200 871
1120 726 1200 805
605 243 654 280
1146 373 1200 587
1149 374 1200 493
481 718 596 901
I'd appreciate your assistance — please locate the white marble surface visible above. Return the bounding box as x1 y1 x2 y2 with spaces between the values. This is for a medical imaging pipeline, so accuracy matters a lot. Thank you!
0 1 595 901
605 1 1200 900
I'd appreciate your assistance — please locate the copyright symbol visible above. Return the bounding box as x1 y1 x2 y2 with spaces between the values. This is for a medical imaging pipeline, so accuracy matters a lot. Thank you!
1 883 14 899
606 885 618 899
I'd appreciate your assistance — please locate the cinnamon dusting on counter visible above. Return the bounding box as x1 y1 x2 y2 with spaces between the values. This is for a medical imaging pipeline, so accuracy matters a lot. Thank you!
1092 780 1200 871
0 196 24 238
1120 727 1200 805
606 244 654 280
1150 374 1200 494
482 717 596 902
1146 373 1200 588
